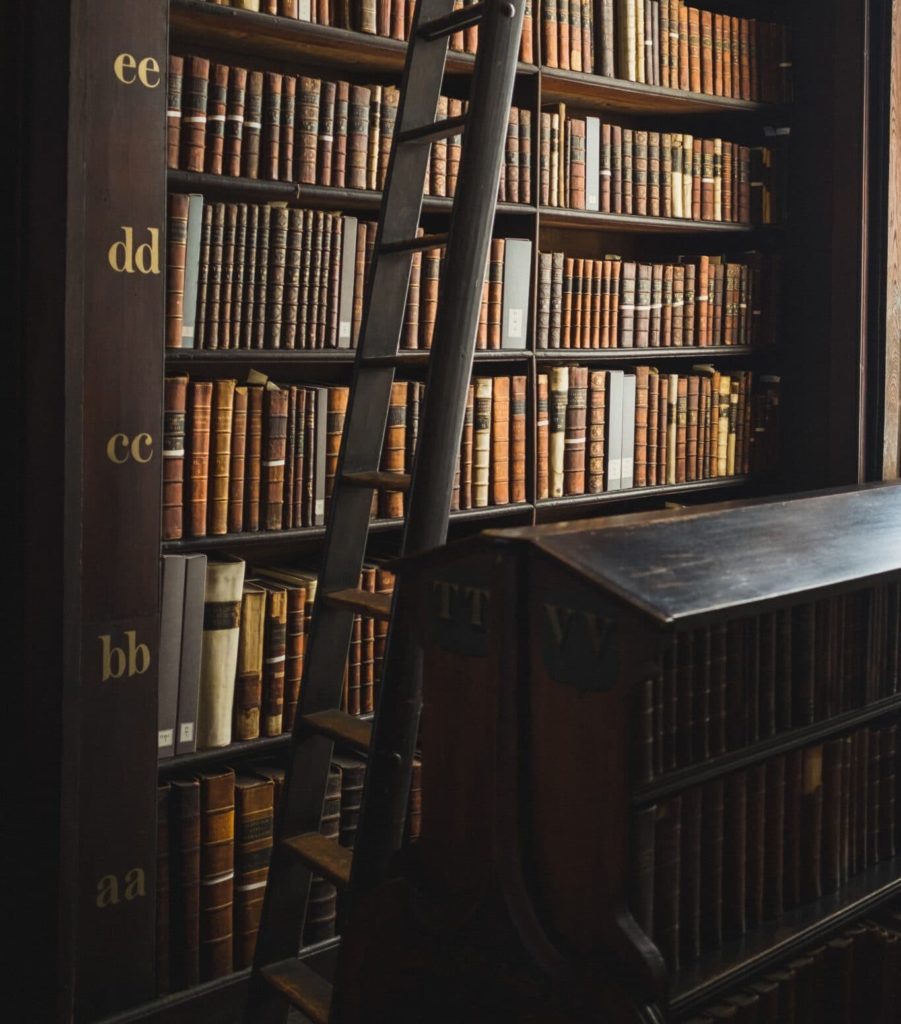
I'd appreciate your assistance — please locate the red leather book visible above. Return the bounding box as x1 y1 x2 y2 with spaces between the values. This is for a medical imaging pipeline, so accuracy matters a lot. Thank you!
325 386 349 506
198 769 235 981
646 367 659 486
633 366 650 487
700 10 713 94
511 376 527 504
491 376 511 505
167 56 184 171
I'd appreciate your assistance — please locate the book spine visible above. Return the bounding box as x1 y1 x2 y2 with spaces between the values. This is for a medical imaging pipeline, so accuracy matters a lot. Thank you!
170 779 201 988
163 376 189 540
563 366 588 495
511 376 527 504
167 56 184 171
199 770 236 981
234 587 265 742
536 374 549 500
233 779 274 969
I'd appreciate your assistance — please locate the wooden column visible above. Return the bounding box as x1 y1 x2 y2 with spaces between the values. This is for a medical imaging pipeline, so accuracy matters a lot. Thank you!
881 0 901 478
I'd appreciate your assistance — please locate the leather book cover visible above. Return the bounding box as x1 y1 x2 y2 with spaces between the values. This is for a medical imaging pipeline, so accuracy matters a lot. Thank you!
258 581 287 735
636 0 646 82
238 205 258 350
170 778 201 989
379 381 408 518
297 76 320 184
491 376 511 505
635 262 651 347
163 375 189 540
251 205 270 350
233 775 274 969
279 74 296 183
208 379 236 535
241 70 263 180
822 737 844 893
648 131 661 217
723 770 747 937
656 372 668 484
570 0 583 72
511 376 527 504
265 204 288 349
243 385 263 531
686 374 699 481
668 0 679 89
158 556 187 760
651 0 660 86
366 85 383 192
331 80 349 188
316 80 336 187
678 1 690 90
281 209 301 350
304 766 342 945
631 804 656 939
403 245 423 350
181 56 210 174
325 386 349 505
700 9 713 95
536 374 550 500
659 0 670 88
204 203 225 350
188 380 213 536
739 17 751 100
347 85 370 191
622 127 633 214
646 367 659 485
634 130 648 216
746 763 766 928
653 795 682 970
205 64 228 176
347 604 361 715
167 194 189 349
633 365 649 487
262 384 288 529
333 756 366 849
224 65 247 178
537 253 551 349
197 554 246 749
681 785 703 961
487 238 504 349
549 367 569 496
198 769 236 980
611 123 623 213
168 55 184 171
561 366 586 495
619 260 636 348
674 375 687 483
230 205 247 348
156 784 171 994
233 582 266 741
799 744 824 903
175 553 207 755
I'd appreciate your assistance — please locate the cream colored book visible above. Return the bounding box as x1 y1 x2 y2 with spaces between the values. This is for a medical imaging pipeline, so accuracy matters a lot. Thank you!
197 554 246 749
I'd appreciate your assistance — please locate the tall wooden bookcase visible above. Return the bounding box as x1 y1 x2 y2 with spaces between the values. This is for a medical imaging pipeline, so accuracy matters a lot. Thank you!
10 0 883 1022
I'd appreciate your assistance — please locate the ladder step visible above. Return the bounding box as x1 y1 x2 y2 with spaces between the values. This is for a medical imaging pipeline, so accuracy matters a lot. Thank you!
380 232 449 255
283 833 353 887
304 709 372 752
325 587 392 619
262 958 333 1024
397 114 468 145
419 0 487 39
343 470 412 492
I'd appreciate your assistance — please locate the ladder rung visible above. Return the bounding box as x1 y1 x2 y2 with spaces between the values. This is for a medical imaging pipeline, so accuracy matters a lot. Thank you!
262 958 333 1024
419 0 487 39
325 587 392 619
283 833 353 887
343 470 412 492
304 709 373 752
397 114 468 145
380 232 449 255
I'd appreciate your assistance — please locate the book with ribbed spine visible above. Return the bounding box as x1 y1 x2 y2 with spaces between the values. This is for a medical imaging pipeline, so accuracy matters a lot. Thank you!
233 775 274 970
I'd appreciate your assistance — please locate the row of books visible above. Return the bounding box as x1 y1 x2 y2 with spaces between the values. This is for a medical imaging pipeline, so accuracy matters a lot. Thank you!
168 57 532 201
544 0 791 102
162 373 531 541
638 586 901 782
158 553 394 757
166 195 533 351
537 366 776 498
539 114 782 224
198 0 535 63
676 903 901 1022
635 721 900 973
156 756 422 992
536 252 780 350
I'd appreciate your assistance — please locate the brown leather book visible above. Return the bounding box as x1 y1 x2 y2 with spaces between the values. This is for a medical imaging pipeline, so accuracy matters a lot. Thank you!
622 127 633 214
511 376 527 504
258 581 288 736
234 582 266 741
279 74 296 183
203 203 225 350
681 786 703 961
821 737 844 894
488 238 505 350
297 76 320 184
198 769 235 981
746 763 766 928
800 744 824 903
233 775 274 970
868 727 883 866
188 381 213 537
379 381 408 518
156 784 171 994
632 366 649 488
170 778 201 990
167 55 184 171
219 204 237 349
167 194 189 349
536 254 551 348
405 755 423 843
654 795 682 970
656 372 669 484
223 65 247 178
330 80 349 188
244 385 263 532
261 385 288 529
317 80 337 187
491 376 511 505
563 366 587 496
333 756 366 849
242 70 263 179
347 85 370 191
205 64 228 176
251 204 270 350
675 376 688 483
645 367 659 486
325 386 349 507
208 379 236 535
535 373 550 501
403 245 422 350
238 205 257 349
181 57 210 173
304 766 342 945
163 375 189 541
724 770 747 937
678 2 690 90
264 205 288 349
634 130 648 216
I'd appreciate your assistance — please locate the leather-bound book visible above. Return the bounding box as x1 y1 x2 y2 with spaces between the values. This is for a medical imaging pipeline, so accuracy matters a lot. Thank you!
632 366 649 487
168 55 184 171
519 109 532 203
880 723 896 860
534 373 550 501
675 376 688 483
204 203 225 350
188 381 213 537
723 770 747 937
746 762 766 927
233 582 266 742
262 384 288 529
198 554 246 749
208 379 236 535
548 367 569 497
490 375 511 505
631 804 656 939
681 786 703 961
325 386 348 506
181 57 210 173
347 85 370 191
243 385 263 531
379 381 408 518
329 80 349 187
800 744 824 902
675 629 695 765
510 376 527 504
404 755 423 843
646 367 659 486
265 204 288 349
655 373 668 485
205 64 228 176
334 756 366 848
198 769 236 980
563 366 587 496
159 556 187 760
230 205 247 348
238 205 257 349
317 79 336 187
226 385 248 533
634 130 648 215
233 775 274 970
821 738 844 893
156 783 171 994
622 127 633 214
304 766 342 945
242 71 264 179
251 205 270 350
700 9 713 94
297 76 320 184
170 778 201 989
279 74 296 183
730 18 741 101
258 581 288 736
223 65 247 178
761 755 785 919
654 795 682 970
262 72 282 182
782 748 803 907
163 375 189 540
167 194 189 349
868 727 883 866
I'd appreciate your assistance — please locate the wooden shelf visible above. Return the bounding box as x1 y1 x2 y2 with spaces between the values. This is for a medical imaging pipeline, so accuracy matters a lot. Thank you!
535 345 763 361
158 734 292 776
170 0 537 76
167 169 536 216
634 692 901 807
669 856 901 1014
540 206 765 233
539 66 782 116
536 475 749 512
164 348 531 365
161 503 533 553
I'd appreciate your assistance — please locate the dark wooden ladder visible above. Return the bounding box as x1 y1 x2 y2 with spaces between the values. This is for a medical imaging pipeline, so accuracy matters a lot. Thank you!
245 1 525 1020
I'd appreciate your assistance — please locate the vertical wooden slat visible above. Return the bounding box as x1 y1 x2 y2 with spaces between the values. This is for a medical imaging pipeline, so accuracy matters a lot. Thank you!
882 0 901 478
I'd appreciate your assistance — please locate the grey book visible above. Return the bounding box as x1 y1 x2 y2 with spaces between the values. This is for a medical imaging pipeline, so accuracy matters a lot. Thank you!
585 117 600 211
158 555 187 759
501 237 532 350
605 370 625 491
337 215 358 348
312 385 329 525
180 194 205 347
175 552 208 755
620 372 637 489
